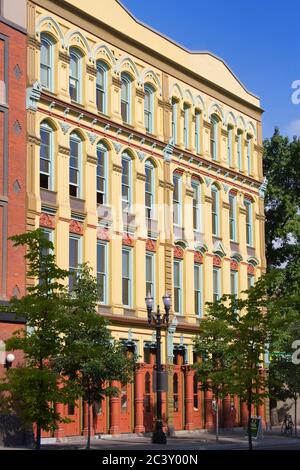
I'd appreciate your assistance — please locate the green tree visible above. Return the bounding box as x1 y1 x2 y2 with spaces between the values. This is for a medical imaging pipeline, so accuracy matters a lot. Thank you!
56 264 136 450
263 128 300 269
193 297 236 441
194 272 284 450
0 230 77 450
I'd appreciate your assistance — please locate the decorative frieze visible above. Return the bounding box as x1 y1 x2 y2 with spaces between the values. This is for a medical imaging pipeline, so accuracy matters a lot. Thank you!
136 172 146 182
97 227 111 241
69 219 84 235
230 259 239 271
213 255 222 267
112 163 123 174
122 233 135 247
58 145 70 156
112 76 122 88
87 154 97 165
59 51 70 64
194 251 203 264
86 64 97 77
146 238 157 252
40 212 55 229
136 88 145 98
174 245 184 260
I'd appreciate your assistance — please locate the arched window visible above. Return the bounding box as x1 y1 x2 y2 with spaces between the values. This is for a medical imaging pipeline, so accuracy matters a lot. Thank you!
121 73 131 124
227 126 234 167
121 153 132 210
195 109 201 154
144 84 154 133
245 198 253 246
69 48 82 103
173 173 182 226
173 374 179 411
183 103 190 149
145 160 154 219
237 130 243 171
192 179 201 232
96 61 107 114
229 192 237 241
69 132 82 198
246 134 252 175
40 121 54 190
171 97 178 144
96 142 108 205
210 115 219 161
211 185 220 236
40 34 54 91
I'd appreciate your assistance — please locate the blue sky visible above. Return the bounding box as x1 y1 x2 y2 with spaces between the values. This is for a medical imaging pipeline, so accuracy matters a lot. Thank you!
121 0 300 140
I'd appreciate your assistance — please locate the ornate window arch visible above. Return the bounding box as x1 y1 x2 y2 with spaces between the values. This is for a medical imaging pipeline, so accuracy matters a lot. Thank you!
121 72 132 124
40 33 55 91
69 47 83 103
144 83 155 133
96 60 108 114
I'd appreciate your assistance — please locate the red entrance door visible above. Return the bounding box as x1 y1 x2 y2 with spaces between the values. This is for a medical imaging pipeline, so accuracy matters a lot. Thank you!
93 397 107 434
64 401 80 436
143 366 155 431
120 382 132 433
192 374 203 429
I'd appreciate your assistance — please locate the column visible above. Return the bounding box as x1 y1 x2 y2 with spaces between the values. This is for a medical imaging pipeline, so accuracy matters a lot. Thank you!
110 380 120 434
54 403 65 440
223 395 232 428
184 366 194 431
240 401 248 427
134 365 145 433
204 389 214 429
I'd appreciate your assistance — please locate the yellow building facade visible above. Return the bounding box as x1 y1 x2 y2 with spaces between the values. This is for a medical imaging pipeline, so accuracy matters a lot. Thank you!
26 0 267 436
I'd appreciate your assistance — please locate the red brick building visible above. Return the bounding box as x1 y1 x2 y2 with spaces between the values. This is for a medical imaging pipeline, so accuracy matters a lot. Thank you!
0 0 27 375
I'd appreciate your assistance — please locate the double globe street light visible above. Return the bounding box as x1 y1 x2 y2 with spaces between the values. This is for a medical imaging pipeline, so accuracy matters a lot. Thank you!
145 292 171 444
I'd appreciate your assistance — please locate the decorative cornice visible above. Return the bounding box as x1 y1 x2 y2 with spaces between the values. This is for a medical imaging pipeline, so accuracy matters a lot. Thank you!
136 172 146 182
112 76 122 87
136 88 145 98
86 64 97 77
58 145 70 156
112 163 123 174
27 134 41 145
59 51 70 64
28 35 41 50
87 154 97 164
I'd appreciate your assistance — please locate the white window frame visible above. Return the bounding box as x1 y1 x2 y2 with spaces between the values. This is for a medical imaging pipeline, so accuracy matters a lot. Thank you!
145 160 155 219
122 247 132 308
245 199 253 246
146 251 155 305
40 34 54 91
237 131 243 171
40 121 54 191
195 110 201 154
230 269 238 297
229 193 237 241
211 185 219 237
172 98 177 144
96 61 107 114
210 116 218 161
213 266 221 302
173 173 182 226
97 241 108 304
247 135 252 175
121 153 132 211
121 73 131 124
69 48 82 103
183 103 190 149
174 258 183 315
247 273 255 289
192 179 201 232
96 142 108 205
228 126 233 167
144 84 154 133
69 132 82 198
69 235 82 291
194 263 203 317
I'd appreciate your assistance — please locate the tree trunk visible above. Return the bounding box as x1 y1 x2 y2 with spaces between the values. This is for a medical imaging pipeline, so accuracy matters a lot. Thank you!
247 389 253 451
85 399 91 450
216 397 219 442
36 425 41 450
294 397 297 437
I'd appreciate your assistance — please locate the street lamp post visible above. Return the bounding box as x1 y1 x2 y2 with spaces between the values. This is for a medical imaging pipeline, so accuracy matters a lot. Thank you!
4 353 15 369
145 292 171 444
